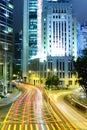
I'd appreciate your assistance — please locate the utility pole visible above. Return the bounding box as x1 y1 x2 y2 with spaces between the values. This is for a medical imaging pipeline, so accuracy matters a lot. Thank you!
3 47 8 95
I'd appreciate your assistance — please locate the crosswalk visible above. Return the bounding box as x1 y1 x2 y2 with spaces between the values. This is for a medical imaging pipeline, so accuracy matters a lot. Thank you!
0 123 72 130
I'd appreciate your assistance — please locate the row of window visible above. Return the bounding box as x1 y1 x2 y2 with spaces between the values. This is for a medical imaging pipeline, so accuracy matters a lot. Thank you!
53 9 67 13
44 71 72 78
47 60 73 71
0 15 13 26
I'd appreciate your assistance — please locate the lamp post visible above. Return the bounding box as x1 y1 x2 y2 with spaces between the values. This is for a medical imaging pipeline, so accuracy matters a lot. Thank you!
9 58 12 92
3 47 8 95
3 5 8 95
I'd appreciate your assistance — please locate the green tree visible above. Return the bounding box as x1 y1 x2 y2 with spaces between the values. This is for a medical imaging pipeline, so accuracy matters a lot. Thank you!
73 48 87 97
45 76 52 88
52 75 59 87
45 75 59 89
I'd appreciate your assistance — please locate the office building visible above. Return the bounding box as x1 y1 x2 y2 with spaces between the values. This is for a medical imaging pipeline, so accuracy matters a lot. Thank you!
23 0 42 80
28 56 77 88
28 0 78 88
41 0 77 59
14 31 22 73
0 0 14 93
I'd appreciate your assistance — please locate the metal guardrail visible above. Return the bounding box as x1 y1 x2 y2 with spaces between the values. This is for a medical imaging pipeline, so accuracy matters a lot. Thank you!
71 98 87 112
65 95 87 113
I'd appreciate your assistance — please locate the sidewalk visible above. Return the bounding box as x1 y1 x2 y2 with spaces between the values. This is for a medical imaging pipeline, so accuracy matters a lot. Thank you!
0 88 21 107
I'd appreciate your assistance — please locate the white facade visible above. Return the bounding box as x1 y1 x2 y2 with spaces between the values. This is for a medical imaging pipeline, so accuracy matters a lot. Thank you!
28 56 77 88
23 0 78 87
42 0 77 59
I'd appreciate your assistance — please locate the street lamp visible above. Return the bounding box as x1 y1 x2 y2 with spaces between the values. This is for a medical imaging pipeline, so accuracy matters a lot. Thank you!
3 7 8 95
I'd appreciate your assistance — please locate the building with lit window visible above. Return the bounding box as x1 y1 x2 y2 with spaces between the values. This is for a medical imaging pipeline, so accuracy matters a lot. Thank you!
23 0 78 87
41 0 77 59
0 0 14 93
28 0 38 59
23 0 42 80
28 56 77 88
28 0 78 88
78 23 87 56
14 31 22 72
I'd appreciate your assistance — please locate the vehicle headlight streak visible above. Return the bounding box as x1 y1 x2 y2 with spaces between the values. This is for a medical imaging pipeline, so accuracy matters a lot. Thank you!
33 89 43 124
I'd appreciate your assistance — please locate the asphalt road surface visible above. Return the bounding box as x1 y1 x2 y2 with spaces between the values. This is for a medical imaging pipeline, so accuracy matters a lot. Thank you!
0 84 79 130
48 90 87 130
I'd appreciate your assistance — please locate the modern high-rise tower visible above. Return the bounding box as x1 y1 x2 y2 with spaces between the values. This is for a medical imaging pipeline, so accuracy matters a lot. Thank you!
23 0 42 80
29 0 37 59
23 0 78 85
0 0 14 93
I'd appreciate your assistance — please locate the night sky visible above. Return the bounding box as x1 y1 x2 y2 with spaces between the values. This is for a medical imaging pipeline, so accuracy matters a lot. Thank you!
13 0 23 33
13 0 87 33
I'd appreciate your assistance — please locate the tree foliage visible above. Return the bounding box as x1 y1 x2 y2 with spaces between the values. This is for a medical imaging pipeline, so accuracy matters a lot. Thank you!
52 75 59 86
73 48 87 94
45 75 59 89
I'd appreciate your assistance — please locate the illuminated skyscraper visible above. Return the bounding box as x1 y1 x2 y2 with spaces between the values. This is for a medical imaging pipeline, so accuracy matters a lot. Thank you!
29 0 37 58
42 0 77 58
23 0 42 79
0 0 14 93
23 0 78 85
78 23 87 56
28 0 42 59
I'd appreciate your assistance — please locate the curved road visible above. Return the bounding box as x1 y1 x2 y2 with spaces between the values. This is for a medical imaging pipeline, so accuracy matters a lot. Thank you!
48 90 87 130
1 84 79 130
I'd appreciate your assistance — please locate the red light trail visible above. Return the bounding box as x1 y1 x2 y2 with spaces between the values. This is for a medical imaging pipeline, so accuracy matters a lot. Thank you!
0 84 78 130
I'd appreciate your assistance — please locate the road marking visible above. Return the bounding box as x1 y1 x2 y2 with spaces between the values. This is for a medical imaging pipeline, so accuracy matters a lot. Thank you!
55 123 61 130
25 124 27 130
51 124 56 130
35 124 38 130
8 125 11 130
41 124 45 130
30 124 33 130
45 124 50 130
14 124 16 130
1 124 5 130
19 125 22 130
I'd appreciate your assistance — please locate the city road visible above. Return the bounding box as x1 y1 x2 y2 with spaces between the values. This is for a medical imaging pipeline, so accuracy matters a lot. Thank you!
48 90 87 129
0 84 78 130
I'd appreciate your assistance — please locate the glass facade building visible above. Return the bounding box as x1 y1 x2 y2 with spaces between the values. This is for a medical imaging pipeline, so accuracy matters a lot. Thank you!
23 0 42 79
14 31 22 71
28 0 78 87
29 0 37 59
0 0 13 57
0 0 13 90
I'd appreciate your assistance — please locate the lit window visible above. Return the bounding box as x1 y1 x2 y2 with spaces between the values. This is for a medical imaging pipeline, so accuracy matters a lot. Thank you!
8 3 14 9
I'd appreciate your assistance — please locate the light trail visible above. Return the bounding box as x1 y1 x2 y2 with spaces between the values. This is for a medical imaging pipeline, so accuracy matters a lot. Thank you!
49 90 87 129
0 84 79 130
